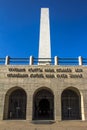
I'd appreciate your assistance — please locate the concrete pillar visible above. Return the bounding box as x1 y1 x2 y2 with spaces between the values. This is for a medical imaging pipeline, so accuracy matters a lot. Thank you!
55 91 61 121
26 92 33 121
29 56 33 65
81 90 87 121
81 92 85 121
5 56 10 65
78 56 83 66
54 56 58 65
0 93 6 120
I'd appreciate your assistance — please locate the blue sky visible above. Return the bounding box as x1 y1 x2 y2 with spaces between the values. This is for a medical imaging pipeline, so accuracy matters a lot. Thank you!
0 0 87 58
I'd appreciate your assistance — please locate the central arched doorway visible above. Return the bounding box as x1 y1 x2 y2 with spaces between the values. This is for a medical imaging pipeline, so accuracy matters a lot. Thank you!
8 88 27 119
33 88 54 120
38 99 50 119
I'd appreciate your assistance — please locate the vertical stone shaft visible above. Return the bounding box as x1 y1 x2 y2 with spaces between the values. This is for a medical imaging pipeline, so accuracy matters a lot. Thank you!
38 8 51 64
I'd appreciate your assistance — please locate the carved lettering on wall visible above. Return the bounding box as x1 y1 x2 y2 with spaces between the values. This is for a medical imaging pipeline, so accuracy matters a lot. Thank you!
28 68 43 72
56 68 72 73
69 74 83 78
57 74 68 78
44 69 55 72
30 74 44 78
7 73 28 78
7 67 84 78
75 69 83 72
9 68 26 72
45 74 55 78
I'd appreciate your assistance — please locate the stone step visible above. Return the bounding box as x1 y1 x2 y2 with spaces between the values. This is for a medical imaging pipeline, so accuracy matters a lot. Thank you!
0 120 87 130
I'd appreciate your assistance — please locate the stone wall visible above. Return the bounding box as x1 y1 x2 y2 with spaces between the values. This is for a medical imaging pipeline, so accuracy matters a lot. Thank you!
0 65 87 121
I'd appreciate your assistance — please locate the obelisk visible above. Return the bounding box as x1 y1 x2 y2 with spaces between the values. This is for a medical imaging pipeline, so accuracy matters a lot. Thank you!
38 8 51 64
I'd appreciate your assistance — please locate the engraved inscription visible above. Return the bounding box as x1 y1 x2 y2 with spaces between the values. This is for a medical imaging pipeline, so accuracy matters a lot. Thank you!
9 68 26 72
28 68 43 72
7 73 28 78
7 67 84 78
56 68 72 73
69 74 83 78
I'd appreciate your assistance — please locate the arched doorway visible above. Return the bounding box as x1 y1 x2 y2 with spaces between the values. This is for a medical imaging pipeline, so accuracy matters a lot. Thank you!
8 88 27 119
33 88 54 120
61 88 81 120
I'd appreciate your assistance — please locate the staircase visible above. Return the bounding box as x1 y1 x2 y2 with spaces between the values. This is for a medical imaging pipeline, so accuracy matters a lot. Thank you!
0 120 87 130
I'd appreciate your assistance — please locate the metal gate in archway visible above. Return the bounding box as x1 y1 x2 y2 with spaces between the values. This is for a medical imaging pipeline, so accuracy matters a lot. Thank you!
61 89 81 120
8 89 26 119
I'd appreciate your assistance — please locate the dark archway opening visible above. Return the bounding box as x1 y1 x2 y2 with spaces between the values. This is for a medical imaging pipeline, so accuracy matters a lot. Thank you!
33 89 54 120
61 89 81 120
38 99 50 119
8 89 26 120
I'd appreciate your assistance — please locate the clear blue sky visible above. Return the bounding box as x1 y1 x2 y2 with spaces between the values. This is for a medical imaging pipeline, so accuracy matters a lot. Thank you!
0 0 87 58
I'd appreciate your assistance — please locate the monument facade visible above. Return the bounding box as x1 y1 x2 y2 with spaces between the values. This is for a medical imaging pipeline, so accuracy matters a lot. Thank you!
0 8 87 130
